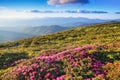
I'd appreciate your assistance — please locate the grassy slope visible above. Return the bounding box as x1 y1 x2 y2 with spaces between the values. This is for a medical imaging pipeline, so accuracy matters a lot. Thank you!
0 22 120 54
0 22 120 79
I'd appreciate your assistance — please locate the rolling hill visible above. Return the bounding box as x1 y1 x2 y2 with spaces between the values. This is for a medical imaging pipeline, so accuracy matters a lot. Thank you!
0 22 120 80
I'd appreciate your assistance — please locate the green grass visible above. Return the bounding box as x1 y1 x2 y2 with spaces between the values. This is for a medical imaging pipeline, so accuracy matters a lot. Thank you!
0 22 120 79
0 22 120 55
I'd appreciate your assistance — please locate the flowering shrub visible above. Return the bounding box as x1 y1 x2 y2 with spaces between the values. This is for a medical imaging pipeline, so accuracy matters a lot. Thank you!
2 45 120 80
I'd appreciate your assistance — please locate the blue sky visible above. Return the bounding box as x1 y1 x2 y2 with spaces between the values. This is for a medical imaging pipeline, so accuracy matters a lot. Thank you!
0 0 120 19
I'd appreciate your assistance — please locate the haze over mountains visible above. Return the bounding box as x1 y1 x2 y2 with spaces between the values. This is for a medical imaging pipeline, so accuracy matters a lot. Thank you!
0 17 118 43
0 26 68 43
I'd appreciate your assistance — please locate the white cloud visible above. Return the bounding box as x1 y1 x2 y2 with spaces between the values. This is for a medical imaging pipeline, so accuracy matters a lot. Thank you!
0 8 119 20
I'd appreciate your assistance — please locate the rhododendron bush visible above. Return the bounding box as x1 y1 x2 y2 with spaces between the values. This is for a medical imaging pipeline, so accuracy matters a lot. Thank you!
2 45 120 80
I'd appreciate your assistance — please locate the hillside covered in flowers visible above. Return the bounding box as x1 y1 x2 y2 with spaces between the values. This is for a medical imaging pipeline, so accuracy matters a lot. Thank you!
0 22 120 80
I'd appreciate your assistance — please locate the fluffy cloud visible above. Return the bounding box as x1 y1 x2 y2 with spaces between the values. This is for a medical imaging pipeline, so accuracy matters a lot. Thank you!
47 0 89 5
0 9 119 20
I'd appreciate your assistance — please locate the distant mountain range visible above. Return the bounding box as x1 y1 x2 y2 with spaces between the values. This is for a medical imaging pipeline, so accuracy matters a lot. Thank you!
0 25 69 43
0 17 118 43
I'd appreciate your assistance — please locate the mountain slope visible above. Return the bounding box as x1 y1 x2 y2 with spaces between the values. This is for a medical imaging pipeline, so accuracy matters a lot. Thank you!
1 22 119 48
0 22 120 80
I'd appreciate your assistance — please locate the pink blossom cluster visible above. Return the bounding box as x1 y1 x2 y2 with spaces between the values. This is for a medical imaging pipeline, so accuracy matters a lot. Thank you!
4 45 110 80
